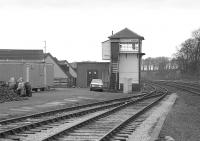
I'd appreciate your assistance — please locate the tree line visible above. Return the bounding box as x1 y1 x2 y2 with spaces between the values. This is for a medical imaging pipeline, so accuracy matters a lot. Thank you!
174 28 200 74
142 57 177 72
142 28 200 79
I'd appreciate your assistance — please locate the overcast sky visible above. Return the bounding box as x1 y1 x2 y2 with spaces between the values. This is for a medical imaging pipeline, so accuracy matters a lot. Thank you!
0 0 200 62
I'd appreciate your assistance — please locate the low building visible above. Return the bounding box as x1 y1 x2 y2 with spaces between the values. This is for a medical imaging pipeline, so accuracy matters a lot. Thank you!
45 53 77 87
74 62 110 88
58 60 77 87
0 49 54 90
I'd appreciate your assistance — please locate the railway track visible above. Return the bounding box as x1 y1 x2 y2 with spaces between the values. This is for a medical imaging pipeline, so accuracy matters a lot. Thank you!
153 80 200 95
0 84 168 141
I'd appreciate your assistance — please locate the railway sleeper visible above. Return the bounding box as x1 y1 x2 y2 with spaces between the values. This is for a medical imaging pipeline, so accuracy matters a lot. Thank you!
59 135 99 140
112 136 127 140
115 133 130 137
29 129 41 132
1 135 21 140
67 132 105 137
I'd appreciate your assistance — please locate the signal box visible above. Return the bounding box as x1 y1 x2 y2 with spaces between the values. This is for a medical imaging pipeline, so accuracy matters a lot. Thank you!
102 28 145 93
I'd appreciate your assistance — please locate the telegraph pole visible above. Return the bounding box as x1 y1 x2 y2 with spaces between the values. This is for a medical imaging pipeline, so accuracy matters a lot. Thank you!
43 41 47 90
44 41 47 56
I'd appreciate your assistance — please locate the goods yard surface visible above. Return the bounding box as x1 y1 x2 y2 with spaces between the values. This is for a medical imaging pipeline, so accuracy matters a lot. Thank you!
0 88 136 120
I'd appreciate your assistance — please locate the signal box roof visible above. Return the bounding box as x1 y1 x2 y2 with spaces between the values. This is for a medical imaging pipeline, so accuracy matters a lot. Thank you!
109 28 144 40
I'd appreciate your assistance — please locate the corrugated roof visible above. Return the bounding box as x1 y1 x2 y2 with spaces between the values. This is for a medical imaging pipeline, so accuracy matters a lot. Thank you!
109 28 144 40
0 49 44 60
60 65 72 78
45 53 74 78
59 60 77 78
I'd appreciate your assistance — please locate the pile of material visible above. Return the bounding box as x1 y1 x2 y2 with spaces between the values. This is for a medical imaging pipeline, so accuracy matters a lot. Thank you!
0 86 28 103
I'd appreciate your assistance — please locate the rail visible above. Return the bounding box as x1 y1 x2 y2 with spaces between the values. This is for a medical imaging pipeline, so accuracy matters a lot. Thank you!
0 83 165 141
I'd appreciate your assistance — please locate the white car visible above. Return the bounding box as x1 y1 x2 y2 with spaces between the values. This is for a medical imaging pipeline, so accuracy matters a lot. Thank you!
90 79 103 92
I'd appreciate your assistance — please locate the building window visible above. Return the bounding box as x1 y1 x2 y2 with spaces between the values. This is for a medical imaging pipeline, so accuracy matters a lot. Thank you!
120 42 139 52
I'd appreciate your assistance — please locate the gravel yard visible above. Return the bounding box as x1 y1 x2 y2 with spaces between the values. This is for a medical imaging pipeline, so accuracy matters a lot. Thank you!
0 88 137 120
158 90 200 141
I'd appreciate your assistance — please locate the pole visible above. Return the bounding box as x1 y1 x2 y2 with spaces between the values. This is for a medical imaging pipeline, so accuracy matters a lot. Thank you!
44 41 46 55
43 41 47 90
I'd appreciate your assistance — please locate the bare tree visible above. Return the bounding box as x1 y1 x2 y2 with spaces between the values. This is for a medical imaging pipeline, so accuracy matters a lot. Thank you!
174 27 200 76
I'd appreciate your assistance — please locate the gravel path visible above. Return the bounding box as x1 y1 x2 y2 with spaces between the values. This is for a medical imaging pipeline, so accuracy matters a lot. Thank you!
158 90 200 141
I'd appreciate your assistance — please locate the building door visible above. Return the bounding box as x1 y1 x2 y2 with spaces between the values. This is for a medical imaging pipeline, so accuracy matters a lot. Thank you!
87 70 98 86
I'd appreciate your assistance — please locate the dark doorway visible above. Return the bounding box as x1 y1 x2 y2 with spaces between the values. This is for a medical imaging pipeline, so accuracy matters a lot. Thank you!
87 70 98 86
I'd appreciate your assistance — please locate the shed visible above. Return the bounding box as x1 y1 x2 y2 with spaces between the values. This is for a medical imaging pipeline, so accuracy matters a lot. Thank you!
0 49 54 90
58 60 77 87
75 61 110 88
45 53 76 87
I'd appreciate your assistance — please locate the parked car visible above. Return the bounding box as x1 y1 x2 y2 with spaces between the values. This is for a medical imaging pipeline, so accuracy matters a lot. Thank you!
90 79 103 92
